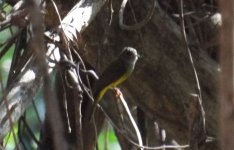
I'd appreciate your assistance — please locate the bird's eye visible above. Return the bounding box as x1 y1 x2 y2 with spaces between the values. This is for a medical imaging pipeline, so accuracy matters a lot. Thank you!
125 50 133 56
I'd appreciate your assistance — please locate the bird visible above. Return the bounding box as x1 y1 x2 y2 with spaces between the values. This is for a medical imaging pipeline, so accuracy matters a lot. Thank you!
89 47 139 121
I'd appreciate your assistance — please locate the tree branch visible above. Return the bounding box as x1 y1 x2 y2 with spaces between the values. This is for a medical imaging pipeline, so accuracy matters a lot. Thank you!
0 0 107 140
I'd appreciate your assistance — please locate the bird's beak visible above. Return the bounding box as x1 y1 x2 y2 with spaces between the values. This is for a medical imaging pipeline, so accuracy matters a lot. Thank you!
137 54 141 59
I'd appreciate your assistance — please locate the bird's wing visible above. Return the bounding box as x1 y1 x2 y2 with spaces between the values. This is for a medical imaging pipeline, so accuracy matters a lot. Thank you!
88 60 127 121
93 60 127 99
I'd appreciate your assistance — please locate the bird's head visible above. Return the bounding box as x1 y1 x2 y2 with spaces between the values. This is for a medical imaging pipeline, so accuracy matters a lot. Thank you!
120 47 139 65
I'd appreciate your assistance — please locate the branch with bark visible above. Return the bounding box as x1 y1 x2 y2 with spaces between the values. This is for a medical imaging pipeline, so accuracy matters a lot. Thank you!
0 0 106 144
0 0 220 150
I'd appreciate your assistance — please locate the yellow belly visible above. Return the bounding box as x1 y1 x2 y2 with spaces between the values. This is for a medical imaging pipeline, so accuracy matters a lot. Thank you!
97 74 129 101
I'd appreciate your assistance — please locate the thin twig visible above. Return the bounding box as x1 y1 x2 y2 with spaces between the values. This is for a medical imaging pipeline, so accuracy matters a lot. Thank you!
0 71 19 150
112 89 190 150
32 99 42 125
18 118 28 150
89 88 194 150
119 0 156 30
179 0 203 106
178 0 206 147
108 0 114 25
0 30 21 60
1 79 19 150
19 116 41 147
116 88 143 150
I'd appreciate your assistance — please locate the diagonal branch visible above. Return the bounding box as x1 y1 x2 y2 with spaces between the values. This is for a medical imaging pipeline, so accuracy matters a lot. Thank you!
0 0 107 140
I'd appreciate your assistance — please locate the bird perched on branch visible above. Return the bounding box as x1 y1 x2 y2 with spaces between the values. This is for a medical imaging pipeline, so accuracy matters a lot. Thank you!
89 47 139 121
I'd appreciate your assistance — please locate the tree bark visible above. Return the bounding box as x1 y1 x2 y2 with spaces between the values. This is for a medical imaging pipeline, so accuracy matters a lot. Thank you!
0 0 220 149
82 0 218 149
219 1 234 150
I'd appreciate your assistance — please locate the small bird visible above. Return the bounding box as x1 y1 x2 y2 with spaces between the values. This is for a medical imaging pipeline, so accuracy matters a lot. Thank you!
89 47 139 120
